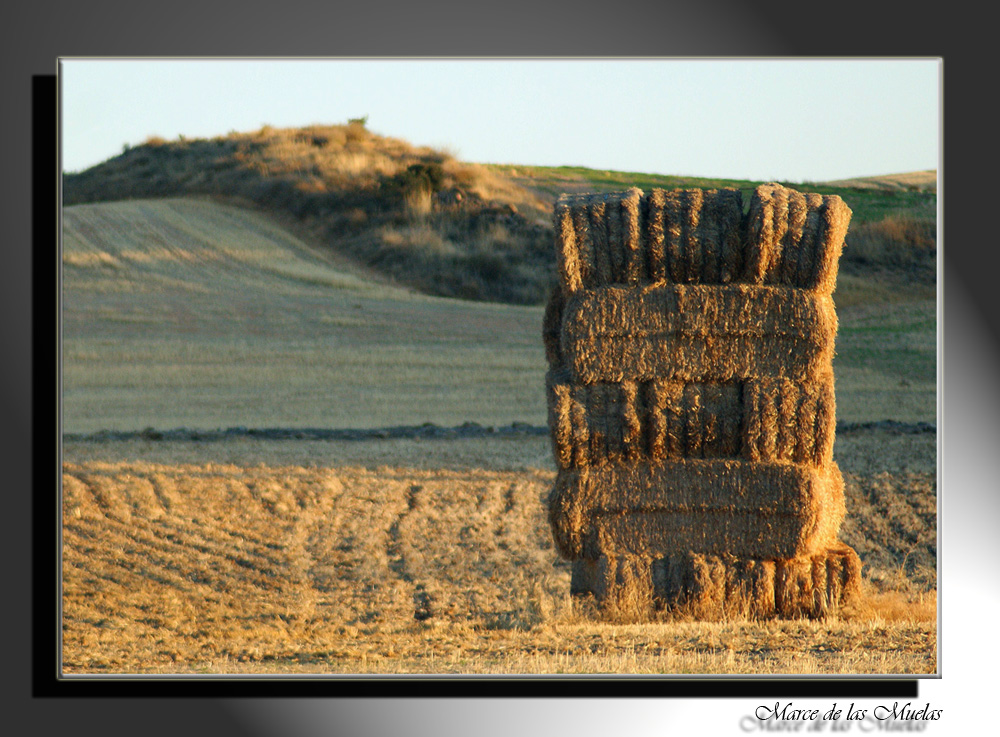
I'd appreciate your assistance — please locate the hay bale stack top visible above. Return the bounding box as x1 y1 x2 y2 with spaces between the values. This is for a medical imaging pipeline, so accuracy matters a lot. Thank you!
545 182 860 619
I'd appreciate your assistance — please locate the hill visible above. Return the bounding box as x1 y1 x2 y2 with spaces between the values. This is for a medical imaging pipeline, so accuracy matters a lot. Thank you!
820 170 937 192
62 197 547 434
63 123 938 305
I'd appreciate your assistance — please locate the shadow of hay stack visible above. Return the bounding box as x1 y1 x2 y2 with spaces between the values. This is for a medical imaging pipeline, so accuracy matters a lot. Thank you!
544 184 861 621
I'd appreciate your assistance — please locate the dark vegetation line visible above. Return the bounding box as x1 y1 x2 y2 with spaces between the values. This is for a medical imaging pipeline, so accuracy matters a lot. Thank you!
63 419 934 444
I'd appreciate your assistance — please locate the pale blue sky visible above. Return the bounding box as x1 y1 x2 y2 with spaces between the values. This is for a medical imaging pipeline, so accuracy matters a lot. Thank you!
59 58 940 183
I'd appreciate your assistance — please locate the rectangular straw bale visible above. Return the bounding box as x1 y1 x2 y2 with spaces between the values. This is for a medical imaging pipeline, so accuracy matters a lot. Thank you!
682 383 704 457
543 374 593 470
553 190 644 291
771 544 862 616
568 383 591 468
554 198 584 295
545 370 574 470
644 188 744 284
774 556 816 616
741 372 836 466
651 553 734 617
744 182 791 283
583 195 612 286
775 387 799 459
589 508 839 561
652 380 741 460
575 545 859 619
548 460 846 559
645 189 668 282
661 379 686 458
824 543 863 607
699 383 721 456
800 373 835 465
746 183 851 295
810 195 851 293
740 559 778 619
561 284 837 383
621 381 643 460
621 189 644 284
547 377 743 467
545 379 629 467
645 380 668 460
570 554 654 608
546 373 839 467
687 553 727 616
650 553 686 601
590 188 644 285
687 554 769 620
778 192 812 286
563 284 838 339
602 195 623 284
665 190 694 283
585 383 613 461
623 382 647 461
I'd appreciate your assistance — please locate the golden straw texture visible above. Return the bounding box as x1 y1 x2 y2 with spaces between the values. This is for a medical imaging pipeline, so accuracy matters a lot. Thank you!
549 460 846 559
571 544 861 619
746 182 852 295
560 284 837 383
546 183 853 618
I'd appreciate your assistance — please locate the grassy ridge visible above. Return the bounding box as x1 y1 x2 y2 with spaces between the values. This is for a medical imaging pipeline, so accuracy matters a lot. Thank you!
64 123 937 305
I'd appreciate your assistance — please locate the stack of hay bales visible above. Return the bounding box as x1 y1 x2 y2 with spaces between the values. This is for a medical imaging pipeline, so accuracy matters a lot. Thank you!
544 183 861 619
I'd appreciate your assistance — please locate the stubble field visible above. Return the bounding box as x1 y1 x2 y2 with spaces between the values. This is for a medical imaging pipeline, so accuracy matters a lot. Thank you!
60 197 938 676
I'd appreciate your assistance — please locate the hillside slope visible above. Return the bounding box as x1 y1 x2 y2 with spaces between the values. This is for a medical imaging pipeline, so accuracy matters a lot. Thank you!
62 197 548 434
63 123 556 304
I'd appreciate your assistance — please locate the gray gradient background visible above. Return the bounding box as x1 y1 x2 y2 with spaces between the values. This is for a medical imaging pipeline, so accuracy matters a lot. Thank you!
6 1 995 735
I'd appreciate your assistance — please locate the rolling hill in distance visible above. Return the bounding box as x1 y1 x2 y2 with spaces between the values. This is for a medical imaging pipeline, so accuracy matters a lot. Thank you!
63 122 937 305
61 122 937 434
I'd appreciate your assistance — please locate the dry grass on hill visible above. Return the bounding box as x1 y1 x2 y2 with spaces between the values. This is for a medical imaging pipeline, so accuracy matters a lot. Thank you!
63 123 936 305
64 123 556 304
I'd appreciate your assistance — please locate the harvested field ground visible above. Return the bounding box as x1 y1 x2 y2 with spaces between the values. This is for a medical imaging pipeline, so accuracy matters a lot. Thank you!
60 197 937 676
61 452 935 675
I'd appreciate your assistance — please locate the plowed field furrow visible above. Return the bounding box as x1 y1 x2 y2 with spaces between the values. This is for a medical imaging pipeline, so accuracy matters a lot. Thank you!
64 513 286 594
146 527 289 582
60 459 935 674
